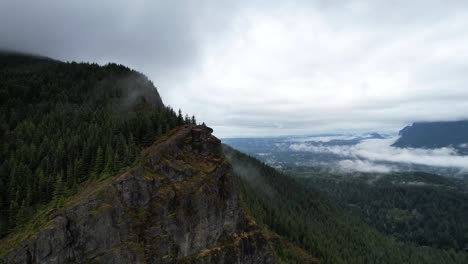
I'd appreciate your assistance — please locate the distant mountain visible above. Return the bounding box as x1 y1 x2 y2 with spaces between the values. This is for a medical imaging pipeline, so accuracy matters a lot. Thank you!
392 120 468 154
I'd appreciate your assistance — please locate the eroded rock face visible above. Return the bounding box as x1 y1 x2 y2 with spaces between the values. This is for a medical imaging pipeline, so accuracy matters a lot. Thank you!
1 126 274 264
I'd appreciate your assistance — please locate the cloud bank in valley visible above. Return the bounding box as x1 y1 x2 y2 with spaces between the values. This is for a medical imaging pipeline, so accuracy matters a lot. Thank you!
290 134 374 143
290 137 468 173
337 159 394 173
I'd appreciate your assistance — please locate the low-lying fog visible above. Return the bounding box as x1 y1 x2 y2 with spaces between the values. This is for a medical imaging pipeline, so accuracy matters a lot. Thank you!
290 136 468 173
223 134 468 175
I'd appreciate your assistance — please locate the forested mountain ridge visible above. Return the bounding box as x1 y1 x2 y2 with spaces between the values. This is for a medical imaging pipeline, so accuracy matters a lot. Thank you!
289 169 468 252
0 52 193 237
392 120 468 154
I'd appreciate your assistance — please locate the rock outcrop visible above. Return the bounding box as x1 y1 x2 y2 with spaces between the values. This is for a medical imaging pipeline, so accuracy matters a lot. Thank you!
1 125 274 264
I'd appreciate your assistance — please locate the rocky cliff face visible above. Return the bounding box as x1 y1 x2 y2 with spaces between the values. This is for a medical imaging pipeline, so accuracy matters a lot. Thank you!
1 125 274 264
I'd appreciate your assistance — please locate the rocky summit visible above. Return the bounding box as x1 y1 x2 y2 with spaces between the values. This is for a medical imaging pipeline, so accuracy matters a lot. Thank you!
1 125 274 264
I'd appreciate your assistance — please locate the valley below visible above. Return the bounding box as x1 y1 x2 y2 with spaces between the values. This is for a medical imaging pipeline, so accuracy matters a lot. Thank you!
222 125 468 263
223 130 468 177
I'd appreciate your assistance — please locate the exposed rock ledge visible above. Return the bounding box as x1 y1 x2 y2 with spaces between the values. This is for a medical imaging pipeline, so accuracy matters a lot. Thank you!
1 125 274 264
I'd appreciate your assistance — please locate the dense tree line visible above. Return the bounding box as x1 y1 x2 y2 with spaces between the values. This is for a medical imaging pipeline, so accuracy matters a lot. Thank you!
224 145 468 264
0 53 195 237
289 169 468 252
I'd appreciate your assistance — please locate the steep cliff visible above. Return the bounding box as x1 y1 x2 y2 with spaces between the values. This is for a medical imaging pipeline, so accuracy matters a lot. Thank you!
0 125 274 264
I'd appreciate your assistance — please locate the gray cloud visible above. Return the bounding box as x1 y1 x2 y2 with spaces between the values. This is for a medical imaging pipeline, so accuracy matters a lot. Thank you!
1 1 202 73
2 1 468 137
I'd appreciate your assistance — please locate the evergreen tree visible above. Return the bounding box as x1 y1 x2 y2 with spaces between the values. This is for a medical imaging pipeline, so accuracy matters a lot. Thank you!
177 109 184 125
53 173 65 208
191 115 196 125
15 199 29 226
92 146 104 178
103 144 114 176
127 133 137 163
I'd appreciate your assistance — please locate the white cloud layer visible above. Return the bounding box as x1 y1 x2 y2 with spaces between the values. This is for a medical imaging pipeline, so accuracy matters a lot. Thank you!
2 1 468 137
290 137 468 171
290 135 364 143
338 159 393 173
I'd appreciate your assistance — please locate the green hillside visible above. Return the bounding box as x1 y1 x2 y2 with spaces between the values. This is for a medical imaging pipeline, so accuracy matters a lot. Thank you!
0 52 194 237
224 145 468 264
289 169 468 252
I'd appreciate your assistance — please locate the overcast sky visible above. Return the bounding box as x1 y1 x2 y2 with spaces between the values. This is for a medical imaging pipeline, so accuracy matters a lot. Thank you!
2 0 468 137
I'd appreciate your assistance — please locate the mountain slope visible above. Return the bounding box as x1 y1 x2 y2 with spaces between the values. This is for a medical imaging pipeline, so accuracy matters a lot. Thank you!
392 120 468 154
0 125 274 263
0 52 183 236
224 145 468 264
289 170 468 252
0 52 275 264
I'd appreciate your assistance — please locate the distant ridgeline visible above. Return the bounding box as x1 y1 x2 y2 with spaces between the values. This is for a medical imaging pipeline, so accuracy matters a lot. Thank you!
392 120 468 154
0 52 195 236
